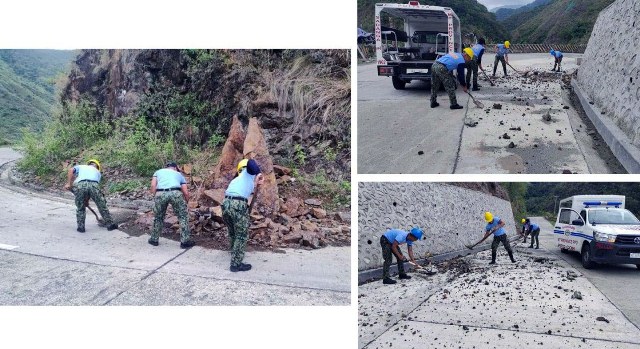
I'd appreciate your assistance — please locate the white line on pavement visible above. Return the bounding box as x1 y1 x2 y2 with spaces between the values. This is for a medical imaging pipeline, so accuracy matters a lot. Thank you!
0 243 18 250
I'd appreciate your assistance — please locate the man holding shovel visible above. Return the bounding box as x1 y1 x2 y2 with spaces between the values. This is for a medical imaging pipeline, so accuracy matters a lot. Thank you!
467 212 516 264
430 48 473 110
222 159 263 272
64 159 118 233
493 41 511 78
148 162 194 249
466 38 486 91
379 227 424 285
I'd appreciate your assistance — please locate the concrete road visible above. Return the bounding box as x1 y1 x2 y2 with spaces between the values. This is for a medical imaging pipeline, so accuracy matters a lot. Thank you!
357 53 621 174
359 231 640 348
532 216 640 329
0 147 350 305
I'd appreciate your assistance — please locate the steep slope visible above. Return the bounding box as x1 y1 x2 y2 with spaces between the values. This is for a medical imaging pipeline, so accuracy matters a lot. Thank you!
0 50 75 142
504 0 615 44
494 0 552 21
358 0 510 43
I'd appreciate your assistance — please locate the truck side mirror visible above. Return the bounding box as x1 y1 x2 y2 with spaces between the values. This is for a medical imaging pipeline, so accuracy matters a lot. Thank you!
571 219 584 226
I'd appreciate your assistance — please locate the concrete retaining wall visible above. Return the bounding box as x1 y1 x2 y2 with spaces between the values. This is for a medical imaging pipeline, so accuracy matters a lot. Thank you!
576 0 640 147
358 182 516 271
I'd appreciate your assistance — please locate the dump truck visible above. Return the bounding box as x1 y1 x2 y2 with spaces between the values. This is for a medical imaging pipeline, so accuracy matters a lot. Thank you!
554 195 640 269
375 1 462 90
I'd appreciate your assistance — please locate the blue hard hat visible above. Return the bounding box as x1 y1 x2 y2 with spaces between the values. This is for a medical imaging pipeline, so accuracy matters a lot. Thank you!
550 49 555 55
410 227 424 240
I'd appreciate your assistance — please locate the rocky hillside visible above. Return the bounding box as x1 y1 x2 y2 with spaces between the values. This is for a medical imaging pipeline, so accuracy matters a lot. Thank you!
0 50 75 142
494 0 552 21
358 0 510 43
19 49 351 251
504 0 615 44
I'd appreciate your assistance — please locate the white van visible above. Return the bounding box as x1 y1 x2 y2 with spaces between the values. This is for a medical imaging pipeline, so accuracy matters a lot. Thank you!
554 195 640 269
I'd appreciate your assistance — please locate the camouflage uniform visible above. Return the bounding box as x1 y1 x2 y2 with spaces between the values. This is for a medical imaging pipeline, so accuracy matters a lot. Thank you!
380 236 406 279
430 62 458 106
465 58 479 89
491 234 515 262
150 190 190 243
529 227 540 248
222 198 250 267
73 181 114 230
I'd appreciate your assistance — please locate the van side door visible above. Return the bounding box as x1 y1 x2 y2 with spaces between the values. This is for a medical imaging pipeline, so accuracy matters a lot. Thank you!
555 208 585 251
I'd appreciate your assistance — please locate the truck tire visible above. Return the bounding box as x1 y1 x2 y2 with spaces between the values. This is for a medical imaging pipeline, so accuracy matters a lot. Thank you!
636 264 640 270
581 243 595 269
392 77 406 90
560 248 569 254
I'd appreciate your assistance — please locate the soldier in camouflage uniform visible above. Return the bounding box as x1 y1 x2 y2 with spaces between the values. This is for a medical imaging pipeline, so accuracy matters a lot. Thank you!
430 48 473 110
64 159 118 232
465 38 486 91
380 228 424 285
222 159 263 272
149 162 194 248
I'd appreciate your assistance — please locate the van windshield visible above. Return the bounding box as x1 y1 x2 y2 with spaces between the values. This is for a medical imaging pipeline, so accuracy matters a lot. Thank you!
589 209 640 225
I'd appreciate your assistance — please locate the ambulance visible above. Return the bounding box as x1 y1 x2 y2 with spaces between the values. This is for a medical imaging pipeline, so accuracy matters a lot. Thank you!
554 195 640 269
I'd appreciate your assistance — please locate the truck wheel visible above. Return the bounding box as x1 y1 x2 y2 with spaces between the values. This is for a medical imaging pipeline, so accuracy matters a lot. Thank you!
560 248 569 254
636 264 640 270
581 243 595 269
392 77 406 90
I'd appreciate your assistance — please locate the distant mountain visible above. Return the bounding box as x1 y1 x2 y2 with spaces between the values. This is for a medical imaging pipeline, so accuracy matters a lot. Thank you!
505 0 615 44
495 0 552 21
0 50 75 142
357 0 510 44
490 4 522 13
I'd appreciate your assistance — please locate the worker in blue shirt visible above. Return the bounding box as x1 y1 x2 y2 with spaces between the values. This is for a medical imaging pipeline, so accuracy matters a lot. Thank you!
64 159 118 233
473 212 516 264
493 40 511 77
379 227 424 284
550 49 563 72
430 48 473 110
148 162 194 249
466 38 486 91
222 159 264 272
522 218 541 249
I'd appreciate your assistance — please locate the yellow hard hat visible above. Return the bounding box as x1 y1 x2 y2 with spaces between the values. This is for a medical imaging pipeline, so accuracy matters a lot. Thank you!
463 47 474 59
237 159 249 174
504 41 511 48
484 211 493 222
521 218 526 224
87 159 101 172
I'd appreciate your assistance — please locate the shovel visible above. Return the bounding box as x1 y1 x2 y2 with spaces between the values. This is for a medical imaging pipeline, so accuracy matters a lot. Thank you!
480 69 495 86
506 61 529 77
466 91 485 108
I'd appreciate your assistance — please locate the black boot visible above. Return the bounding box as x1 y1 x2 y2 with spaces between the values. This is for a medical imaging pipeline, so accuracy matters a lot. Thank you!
450 104 463 110
180 240 196 249
431 101 440 108
508 251 516 263
230 263 252 272
383 277 397 284
77 227 85 233
148 239 159 246
107 223 118 231
472 86 480 91
399 274 412 280
490 250 497 264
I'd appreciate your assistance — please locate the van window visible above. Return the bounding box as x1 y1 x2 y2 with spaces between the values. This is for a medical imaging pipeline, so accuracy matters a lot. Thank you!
559 209 572 224
580 210 587 223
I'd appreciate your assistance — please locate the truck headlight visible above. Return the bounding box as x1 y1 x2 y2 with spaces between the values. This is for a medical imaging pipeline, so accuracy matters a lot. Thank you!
594 231 616 243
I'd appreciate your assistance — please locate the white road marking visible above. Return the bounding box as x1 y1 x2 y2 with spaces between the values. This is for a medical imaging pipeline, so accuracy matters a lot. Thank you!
0 243 18 250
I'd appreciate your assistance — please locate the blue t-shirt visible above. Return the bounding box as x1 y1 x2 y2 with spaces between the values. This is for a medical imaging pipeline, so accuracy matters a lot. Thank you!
73 165 101 183
486 217 506 236
496 44 509 57
383 229 413 246
153 168 186 189
436 52 467 86
552 51 563 58
523 222 540 232
472 44 485 64
225 169 256 199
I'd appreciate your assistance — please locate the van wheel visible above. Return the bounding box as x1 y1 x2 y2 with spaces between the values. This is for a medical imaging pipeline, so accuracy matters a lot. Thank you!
392 77 406 90
581 243 595 269
560 248 569 254
636 264 640 270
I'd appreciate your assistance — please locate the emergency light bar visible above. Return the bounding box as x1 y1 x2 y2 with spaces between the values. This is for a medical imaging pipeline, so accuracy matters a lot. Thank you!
583 201 622 208
408 1 420 5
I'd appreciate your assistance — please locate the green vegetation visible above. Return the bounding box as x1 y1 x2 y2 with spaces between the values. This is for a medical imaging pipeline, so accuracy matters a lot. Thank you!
358 0 510 43
0 50 75 141
107 179 148 194
494 0 553 21
525 183 640 218
502 182 528 223
505 0 615 44
305 170 350 209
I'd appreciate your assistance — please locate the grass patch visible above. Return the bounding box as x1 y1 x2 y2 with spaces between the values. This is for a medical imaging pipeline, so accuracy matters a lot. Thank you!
107 179 148 194
303 170 350 210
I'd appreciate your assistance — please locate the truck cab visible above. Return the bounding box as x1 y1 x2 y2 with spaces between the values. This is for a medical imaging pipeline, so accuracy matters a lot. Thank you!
554 195 640 269
375 1 462 90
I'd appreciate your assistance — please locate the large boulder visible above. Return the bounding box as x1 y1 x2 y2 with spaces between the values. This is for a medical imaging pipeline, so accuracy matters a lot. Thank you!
243 117 280 218
202 115 245 191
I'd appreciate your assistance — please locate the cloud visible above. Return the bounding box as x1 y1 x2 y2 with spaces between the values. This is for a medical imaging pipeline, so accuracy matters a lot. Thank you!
477 0 534 10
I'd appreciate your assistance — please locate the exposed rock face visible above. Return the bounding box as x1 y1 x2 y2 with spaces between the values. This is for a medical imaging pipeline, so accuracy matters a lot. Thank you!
204 115 245 190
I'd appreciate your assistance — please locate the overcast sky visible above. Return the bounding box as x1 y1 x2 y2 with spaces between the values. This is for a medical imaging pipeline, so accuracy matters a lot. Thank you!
477 0 534 10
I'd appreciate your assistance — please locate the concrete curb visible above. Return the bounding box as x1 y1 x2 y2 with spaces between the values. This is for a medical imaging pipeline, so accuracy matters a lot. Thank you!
358 236 521 284
571 79 640 173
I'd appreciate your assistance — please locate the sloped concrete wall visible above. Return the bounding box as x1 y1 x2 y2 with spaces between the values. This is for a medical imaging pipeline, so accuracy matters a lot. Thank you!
358 182 516 271
576 0 640 145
